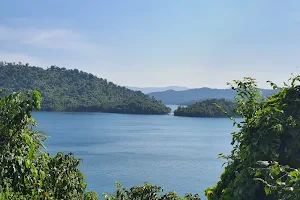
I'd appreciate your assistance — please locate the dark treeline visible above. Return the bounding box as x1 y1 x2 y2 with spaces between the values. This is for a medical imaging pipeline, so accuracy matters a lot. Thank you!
174 98 237 117
0 62 170 115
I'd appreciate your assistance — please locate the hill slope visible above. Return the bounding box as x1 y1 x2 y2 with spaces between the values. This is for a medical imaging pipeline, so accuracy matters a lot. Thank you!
174 99 237 117
0 62 170 114
127 86 189 94
149 87 277 105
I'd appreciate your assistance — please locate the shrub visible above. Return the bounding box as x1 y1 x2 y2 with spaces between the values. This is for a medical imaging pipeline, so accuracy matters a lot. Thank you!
0 91 98 199
206 76 300 200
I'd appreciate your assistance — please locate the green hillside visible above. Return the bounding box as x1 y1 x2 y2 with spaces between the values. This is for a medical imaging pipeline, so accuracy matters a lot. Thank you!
174 98 237 117
0 62 170 114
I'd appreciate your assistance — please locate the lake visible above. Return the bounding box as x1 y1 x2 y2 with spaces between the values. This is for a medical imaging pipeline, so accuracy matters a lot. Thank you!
33 109 235 199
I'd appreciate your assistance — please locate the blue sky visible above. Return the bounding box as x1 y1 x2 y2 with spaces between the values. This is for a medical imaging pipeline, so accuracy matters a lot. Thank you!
1 0 300 88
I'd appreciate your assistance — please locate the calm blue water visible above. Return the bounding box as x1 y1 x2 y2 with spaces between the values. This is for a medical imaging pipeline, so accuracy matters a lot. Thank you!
32 109 235 199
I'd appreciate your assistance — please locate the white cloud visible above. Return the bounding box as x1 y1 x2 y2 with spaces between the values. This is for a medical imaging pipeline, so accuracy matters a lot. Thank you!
0 26 102 54
24 29 102 53
0 25 110 72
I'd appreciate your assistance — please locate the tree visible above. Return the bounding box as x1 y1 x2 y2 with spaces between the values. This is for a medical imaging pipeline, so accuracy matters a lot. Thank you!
0 90 98 199
205 76 300 200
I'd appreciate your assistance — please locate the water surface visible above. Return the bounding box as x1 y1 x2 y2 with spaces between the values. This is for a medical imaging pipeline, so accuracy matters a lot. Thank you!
33 111 235 199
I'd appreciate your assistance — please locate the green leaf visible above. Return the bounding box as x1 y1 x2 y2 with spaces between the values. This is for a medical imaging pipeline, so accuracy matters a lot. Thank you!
255 170 261 177
264 187 271 195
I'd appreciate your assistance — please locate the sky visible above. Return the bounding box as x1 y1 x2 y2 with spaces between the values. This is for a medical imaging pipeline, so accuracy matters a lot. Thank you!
1 0 300 88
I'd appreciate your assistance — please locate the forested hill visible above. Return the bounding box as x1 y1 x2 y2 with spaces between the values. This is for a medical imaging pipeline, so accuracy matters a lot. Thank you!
0 62 170 114
127 86 189 94
174 99 237 117
149 87 277 105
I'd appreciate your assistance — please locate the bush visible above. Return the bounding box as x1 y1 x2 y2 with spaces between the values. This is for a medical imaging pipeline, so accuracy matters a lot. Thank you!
206 76 300 200
0 90 98 199
104 182 201 200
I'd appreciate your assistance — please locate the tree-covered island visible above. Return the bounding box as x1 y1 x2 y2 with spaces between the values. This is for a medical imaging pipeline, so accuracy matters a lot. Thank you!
174 98 237 117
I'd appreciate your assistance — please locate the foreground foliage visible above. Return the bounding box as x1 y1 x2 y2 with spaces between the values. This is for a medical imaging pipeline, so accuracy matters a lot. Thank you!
206 76 300 200
104 182 201 200
0 62 170 114
174 99 237 117
0 90 98 199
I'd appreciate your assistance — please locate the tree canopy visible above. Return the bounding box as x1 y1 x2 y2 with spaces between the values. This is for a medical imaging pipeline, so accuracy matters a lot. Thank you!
104 182 201 200
0 62 170 115
206 77 300 200
174 99 237 117
0 90 98 199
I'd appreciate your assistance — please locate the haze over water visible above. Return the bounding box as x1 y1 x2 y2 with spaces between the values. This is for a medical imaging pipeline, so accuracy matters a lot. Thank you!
33 110 235 198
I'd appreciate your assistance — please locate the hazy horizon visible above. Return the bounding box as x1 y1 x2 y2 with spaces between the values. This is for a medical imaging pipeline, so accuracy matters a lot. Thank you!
1 1 300 88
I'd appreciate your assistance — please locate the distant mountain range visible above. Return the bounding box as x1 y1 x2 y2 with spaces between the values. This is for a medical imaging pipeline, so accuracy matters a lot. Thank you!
148 87 278 105
126 86 189 94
